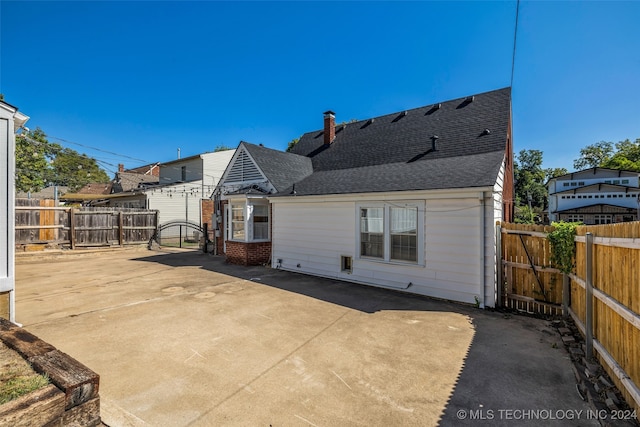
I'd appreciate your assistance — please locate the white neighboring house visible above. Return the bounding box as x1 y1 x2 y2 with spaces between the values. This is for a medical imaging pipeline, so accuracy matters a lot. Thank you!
548 168 640 224
1 100 29 323
108 150 235 227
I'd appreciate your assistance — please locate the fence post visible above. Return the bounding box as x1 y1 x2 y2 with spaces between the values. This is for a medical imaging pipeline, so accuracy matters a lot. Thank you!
585 232 594 359
562 273 570 319
69 208 76 250
496 223 503 307
118 211 124 247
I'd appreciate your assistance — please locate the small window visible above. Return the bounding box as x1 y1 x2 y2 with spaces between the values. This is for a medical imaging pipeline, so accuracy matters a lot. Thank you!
622 179 629 184
605 180 612 184
561 196 566 199
613 180 620 184
181 166 187 181
571 182 577 187
607 195 612 198
563 183 570 187
588 195 593 198
360 208 384 258
253 204 269 240
341 256 353 273
578 181 585 186
231 204 245 240
390 207 418 262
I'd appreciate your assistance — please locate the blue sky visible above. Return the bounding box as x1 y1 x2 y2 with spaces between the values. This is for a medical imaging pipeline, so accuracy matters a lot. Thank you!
1 1 638 177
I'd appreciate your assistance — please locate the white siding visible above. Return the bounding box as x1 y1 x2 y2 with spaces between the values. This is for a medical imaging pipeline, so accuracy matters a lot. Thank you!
160 158 202 184
201 150 235 190
271 188 501 307
147 181 203 225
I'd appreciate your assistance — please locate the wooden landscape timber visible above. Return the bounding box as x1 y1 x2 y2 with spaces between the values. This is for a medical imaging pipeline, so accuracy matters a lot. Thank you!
0 318 101 426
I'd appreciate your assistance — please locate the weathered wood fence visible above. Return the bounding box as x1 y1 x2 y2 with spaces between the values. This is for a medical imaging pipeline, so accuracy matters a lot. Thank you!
498 221 640 411
15 199 158 249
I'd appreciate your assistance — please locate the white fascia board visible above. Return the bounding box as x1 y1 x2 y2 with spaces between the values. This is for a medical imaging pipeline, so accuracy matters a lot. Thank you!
268 187 495 204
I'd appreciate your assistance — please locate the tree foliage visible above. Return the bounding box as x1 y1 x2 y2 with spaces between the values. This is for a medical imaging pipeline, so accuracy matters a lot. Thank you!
214 145 232 152
286 137 300 152
514 149 547 212
15 127 109 192
573 138 640 171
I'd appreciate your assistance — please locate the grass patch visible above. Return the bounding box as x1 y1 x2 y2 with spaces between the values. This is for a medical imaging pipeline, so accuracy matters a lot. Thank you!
0 341 49 405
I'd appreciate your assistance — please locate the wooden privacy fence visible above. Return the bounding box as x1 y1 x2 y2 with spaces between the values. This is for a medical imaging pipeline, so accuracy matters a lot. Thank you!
498 222 565 316
498 221 640 411
15 199 158 249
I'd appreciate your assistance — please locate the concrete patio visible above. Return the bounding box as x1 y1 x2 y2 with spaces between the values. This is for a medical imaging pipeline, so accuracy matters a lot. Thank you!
15 248 596 426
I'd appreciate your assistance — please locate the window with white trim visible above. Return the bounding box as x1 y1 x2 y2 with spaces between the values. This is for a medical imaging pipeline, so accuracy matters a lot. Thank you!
228 200 270 242
360 207 384 258
594 214 612 225
358 202 423 264
566 214 584 222
231 203 245 240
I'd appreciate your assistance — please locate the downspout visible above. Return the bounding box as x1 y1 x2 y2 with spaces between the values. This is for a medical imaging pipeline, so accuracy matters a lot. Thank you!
478 191 485 308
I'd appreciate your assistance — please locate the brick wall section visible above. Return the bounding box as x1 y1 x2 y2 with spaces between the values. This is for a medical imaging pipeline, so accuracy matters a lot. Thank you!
201 199 214 242
225 241 271 266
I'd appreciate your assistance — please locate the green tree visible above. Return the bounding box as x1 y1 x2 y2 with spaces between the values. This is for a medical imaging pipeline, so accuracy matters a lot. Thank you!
214 145 232 152
15 127 110 192
514 149 547 212
601 138 640 171
544 167 568 182
573 141 614 170
46 148 110 191
286 137 300 152
15 128 57 193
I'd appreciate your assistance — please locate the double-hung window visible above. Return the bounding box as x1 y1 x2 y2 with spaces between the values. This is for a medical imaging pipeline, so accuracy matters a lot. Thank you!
358 202 423 264
228 200 270 242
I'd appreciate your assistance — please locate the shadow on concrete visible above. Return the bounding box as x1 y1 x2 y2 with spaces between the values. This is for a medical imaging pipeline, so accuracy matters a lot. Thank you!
133 249 466 315
134 250 596 426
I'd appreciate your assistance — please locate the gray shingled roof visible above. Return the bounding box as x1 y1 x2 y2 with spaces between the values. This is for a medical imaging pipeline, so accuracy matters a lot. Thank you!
242 142 313 193
275 87 511 196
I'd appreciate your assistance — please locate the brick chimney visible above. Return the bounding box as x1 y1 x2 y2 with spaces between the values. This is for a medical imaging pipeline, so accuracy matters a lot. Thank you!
118 164 124 172
323 110 335 145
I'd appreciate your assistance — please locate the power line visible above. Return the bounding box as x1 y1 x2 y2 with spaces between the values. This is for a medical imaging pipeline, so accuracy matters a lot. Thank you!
47 135 150 164
510 0 520 88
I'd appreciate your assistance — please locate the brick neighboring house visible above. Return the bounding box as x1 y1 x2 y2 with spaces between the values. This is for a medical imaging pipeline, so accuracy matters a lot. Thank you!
214 88 514 308
548 167 640 224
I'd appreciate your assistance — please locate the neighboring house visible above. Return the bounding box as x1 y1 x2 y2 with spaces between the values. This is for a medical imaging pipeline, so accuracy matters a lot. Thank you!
16 185 69 200
120 162 160 177
548 168 640 224
76 182 112 195
215 87 514 308
108 150 235 227
111 171 158 193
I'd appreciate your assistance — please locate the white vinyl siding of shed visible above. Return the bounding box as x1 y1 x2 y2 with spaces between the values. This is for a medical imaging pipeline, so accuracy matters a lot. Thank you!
271 188 501 307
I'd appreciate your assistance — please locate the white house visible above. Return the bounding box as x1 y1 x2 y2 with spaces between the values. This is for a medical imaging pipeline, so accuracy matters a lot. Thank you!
1 100 29 323
108 150 235 227
548 168 640 224
216 88 514 308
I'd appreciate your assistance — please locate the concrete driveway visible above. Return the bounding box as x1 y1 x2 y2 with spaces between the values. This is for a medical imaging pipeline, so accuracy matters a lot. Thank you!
15 248 596 426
